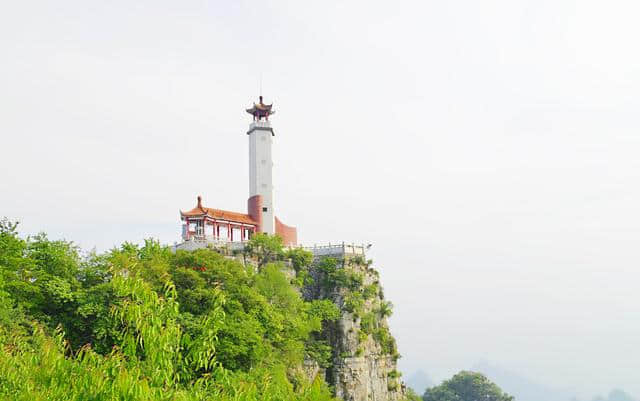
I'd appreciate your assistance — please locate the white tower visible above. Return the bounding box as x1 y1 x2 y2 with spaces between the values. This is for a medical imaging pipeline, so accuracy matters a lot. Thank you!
246 96 275 234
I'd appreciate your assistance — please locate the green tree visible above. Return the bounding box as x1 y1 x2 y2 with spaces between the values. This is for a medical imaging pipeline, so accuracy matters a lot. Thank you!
0 222 339 401
423 371 514 401
285 247 313 272
244 233 285 268
405 387 423 401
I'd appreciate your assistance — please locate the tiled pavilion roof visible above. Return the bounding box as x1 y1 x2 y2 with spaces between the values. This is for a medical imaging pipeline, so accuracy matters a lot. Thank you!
180 196 257 225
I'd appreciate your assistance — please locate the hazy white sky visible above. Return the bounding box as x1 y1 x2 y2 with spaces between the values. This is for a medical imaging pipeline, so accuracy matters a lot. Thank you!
1 0 639 397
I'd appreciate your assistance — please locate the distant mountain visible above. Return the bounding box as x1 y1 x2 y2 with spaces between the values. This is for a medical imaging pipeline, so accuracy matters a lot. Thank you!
408 362 638 401
471 361 575 401
593 389 638 401
406 369 433 395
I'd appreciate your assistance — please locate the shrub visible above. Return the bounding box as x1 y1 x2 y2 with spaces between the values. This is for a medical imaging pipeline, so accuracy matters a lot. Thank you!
343 292 364 316
359 312 376 335
362 283 379 300
388 369 401 379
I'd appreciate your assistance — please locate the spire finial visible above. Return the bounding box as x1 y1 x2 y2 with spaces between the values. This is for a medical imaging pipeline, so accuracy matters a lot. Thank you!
197 195 202 208
259 95 263 104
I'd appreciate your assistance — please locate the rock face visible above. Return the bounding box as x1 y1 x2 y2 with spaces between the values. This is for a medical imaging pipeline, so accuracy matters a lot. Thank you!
303 253 405 401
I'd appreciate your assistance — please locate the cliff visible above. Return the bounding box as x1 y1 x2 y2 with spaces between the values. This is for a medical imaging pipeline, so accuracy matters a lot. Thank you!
301 252 406 401
174 237 407 400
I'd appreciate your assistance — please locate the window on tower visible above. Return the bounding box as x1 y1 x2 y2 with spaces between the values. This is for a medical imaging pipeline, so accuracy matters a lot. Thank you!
262 207 268 212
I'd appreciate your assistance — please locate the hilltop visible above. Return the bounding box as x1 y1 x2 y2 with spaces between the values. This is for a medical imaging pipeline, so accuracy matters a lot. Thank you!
0 219 405 401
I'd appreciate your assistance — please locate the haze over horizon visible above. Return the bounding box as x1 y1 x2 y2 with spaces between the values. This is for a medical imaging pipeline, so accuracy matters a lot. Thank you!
2 1 639 399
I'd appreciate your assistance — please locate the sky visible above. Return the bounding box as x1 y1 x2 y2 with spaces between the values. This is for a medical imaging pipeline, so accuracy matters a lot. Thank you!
1 0 639 398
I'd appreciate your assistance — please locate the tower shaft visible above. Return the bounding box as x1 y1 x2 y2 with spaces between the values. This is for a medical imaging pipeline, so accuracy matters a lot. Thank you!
248 120 275 234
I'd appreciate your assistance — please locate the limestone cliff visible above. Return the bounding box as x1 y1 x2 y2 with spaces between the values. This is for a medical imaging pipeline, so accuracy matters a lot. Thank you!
302 252 405 401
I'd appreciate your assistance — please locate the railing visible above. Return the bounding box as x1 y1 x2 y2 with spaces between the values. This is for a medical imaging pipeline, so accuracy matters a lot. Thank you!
303 242 367 256
176 236 246 252
178 237 368 256
250 120 271 128
183 234 249 243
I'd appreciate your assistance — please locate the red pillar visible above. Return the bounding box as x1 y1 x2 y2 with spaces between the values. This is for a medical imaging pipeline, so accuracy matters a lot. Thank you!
228 223 231 241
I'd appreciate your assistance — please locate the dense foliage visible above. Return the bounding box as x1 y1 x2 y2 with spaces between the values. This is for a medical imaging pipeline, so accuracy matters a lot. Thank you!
422 371 514 401
0 219 339 401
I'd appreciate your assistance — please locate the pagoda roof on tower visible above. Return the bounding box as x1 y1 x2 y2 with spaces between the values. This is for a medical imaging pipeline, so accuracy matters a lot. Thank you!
246 96 275 118
253 102 273 112
180 196 258 225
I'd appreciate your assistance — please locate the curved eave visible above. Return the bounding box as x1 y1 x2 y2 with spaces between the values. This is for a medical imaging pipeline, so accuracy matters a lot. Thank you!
246 104 274 115
180 211 207 218
246 109 274 116
181 209 258 226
